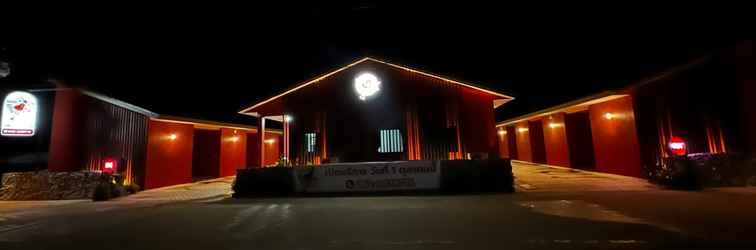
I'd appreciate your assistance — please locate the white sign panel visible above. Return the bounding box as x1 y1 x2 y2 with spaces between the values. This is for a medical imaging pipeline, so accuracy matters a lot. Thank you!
1 91 38 137
294 160 441 193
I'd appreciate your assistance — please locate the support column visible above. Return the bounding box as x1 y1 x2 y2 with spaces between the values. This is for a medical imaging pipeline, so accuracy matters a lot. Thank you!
259 116 266 167
283 115 290 164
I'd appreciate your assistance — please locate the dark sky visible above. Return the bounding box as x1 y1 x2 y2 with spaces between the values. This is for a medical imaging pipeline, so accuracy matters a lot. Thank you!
0 3 749 125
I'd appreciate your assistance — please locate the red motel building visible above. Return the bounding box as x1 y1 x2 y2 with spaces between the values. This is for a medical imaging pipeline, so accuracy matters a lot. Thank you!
496 43 756 179
238 57 513 166
2 43 755 194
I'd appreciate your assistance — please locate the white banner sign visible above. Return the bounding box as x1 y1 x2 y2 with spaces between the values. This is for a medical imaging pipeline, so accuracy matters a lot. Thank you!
2 91 38 137
294 161 441 193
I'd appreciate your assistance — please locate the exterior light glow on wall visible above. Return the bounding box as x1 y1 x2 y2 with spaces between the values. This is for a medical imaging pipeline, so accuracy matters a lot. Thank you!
498 130 506 135
265 138 276 144
284 115 293 122
354 72 381 100
548 123 563 128
231 136 240 142
604 112 615 120
169 133 178 140
518 128 529 133
668 136 687 156
1 91 38 137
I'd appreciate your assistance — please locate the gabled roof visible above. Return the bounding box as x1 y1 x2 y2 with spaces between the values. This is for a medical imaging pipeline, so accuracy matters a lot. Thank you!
239 57 514 116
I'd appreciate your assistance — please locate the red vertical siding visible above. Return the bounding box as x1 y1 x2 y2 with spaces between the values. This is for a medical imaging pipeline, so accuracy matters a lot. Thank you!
542 113 571 167
219 128 247 177
144 120 194 189
743 80 756 157
459 87 498 154
515 122 532 162
48 89 86 172
589 96 643 177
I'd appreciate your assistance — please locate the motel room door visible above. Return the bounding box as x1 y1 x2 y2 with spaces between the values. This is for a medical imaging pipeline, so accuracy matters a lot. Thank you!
565 111 596 170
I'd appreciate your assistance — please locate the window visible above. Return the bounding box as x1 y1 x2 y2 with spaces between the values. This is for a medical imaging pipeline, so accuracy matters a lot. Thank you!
378 129 404 153
305 133 316 153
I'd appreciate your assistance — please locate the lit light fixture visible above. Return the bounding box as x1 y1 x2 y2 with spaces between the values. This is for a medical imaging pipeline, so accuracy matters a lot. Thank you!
518 128 529 133
548 123 563 128
102 158 117 174
169 133 177 140
498 130 506 135
231 136 240 142
354 72 381 100
284 115 293 122
233 129 238 134
604 112 615 120
668 136 687 156
265 138 276 144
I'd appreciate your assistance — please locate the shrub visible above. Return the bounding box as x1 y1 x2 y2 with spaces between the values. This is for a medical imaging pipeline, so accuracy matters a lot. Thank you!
233 167 295 197
92 182 112 201
440 158 514 193
125 184 141 194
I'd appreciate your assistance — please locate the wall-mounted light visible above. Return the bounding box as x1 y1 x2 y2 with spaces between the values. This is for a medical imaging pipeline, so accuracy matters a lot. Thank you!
265 138 276 144
169 133 177 140
498 130 506 136
354 72 381 100
233 129 238 134
284 115 293 123
518 128 529 133
548 123 563 128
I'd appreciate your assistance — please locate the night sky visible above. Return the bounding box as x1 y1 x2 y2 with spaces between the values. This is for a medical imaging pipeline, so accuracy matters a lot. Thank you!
0 3 749 125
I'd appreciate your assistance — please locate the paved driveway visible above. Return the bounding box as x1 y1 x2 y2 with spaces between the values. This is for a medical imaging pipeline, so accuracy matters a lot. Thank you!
511 160 659 192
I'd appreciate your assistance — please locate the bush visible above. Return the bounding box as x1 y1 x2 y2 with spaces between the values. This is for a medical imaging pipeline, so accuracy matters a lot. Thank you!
93 182 113 201
666 156 702 190
440 158 514 193
125 184 141 194
233 167 295 197
650 153 756 189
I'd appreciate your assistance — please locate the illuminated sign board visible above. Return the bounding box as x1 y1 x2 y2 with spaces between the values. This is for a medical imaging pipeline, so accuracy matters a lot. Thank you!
1 91 38 137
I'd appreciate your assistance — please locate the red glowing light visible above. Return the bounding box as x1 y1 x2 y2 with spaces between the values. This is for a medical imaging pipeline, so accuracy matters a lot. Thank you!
102 158 117 174
668 136 687 156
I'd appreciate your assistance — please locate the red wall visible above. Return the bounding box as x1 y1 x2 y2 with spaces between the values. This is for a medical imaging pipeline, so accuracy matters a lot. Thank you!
497 128 509 158
144 120 194 189
589 96 643 177
245 131 281 168
515 122 532 162
219 128 247 177
542 113 571 167
48 89 86 172
246 132 260 168
192 129 220 178
264 133 282 166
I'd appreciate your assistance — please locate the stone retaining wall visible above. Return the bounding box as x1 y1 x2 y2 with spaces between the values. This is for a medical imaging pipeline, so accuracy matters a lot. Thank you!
0 170 106 200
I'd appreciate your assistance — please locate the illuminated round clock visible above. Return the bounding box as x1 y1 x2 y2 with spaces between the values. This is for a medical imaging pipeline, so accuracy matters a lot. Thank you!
354 73 381 100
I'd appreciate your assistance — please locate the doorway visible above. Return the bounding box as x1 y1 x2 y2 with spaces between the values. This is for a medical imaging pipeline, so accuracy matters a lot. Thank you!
565 111 596 170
